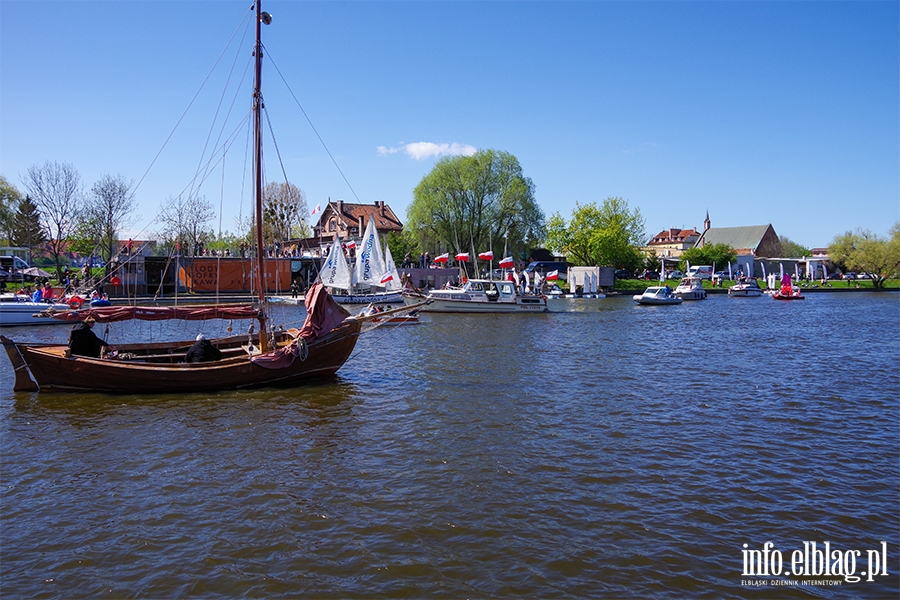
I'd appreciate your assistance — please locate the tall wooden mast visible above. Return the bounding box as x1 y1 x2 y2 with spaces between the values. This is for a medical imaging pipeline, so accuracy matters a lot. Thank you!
253 2 270 351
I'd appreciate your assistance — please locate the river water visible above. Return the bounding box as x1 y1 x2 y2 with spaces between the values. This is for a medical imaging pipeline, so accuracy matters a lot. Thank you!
1 292 898 598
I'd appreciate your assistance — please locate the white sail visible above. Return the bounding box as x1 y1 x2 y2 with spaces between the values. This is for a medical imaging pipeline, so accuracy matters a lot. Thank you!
353 214 387 287
383 241 402 291
318 237 352 290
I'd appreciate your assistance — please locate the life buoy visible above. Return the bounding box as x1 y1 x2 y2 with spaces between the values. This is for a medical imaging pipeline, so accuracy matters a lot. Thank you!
68 296 85 309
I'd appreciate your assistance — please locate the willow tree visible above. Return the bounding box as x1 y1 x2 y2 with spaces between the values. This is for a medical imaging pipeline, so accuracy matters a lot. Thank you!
546 197 645 272
828 225 900 288
407 150 544 260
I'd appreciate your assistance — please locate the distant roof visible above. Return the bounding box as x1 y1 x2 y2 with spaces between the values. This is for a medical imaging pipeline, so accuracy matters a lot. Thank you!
697 225 773 253
647 228 701 245
330 201 401 231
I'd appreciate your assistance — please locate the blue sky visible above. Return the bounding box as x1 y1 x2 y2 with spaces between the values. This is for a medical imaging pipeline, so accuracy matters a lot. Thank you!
1 1 897 249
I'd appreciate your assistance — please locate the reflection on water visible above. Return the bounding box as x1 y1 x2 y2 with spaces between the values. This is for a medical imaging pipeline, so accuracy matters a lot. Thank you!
1 293 898 597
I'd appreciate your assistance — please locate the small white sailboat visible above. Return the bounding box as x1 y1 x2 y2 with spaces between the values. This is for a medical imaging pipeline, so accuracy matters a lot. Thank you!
320 215 402 304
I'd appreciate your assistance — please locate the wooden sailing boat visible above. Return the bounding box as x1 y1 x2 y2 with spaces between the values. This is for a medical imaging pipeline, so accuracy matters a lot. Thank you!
1 2 364 393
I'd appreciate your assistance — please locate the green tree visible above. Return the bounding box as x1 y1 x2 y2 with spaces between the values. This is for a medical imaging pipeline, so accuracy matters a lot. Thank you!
780 235 810 258
386 230 418 267
0 175 23 245
545 197 646 271
828 225 900 288
407 150 544 264
11 197 46 254
679 243 737 272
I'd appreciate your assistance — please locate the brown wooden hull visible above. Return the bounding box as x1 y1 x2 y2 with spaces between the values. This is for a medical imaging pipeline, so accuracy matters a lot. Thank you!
2 320 361 393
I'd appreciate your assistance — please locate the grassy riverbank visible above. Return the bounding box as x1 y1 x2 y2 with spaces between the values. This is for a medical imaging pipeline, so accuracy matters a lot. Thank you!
613 277 900 292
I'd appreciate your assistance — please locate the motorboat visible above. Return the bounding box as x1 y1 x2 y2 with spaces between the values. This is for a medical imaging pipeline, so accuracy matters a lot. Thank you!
728 278 763 297
632 286 683 305
402 279 548 313
673 277 707 301
0 293 73 327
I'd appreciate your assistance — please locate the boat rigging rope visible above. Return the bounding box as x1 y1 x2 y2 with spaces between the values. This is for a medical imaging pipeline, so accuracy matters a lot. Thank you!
264 47 363 204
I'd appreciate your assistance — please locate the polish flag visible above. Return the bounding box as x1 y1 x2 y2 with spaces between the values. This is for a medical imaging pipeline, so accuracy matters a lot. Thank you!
346 240 356 249
546 270 559 280
311 203 321 216
380 272 394 284
498 256 514 269
455 252 469 262
478 250 493 260
433 253 449 263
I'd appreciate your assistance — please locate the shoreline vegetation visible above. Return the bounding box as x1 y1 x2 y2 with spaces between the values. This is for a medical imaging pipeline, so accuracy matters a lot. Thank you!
4 277 897 304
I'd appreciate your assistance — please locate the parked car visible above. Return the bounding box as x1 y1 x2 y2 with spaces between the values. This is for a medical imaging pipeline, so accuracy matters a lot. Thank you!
844 272 858 280
614 269 632 279
640 270 660 280
857 273 872 279
714 271 729 280
826 273 842 280
667 270 684 279
687 265 714 279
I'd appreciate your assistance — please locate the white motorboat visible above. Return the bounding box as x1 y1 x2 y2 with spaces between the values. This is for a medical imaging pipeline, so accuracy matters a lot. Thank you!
0 294 73 327
673 277 707 301
402 279 548 313
728 278 763 297
632 286 683 305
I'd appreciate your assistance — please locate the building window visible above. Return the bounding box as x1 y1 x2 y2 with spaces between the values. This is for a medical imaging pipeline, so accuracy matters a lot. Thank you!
329 218 337 232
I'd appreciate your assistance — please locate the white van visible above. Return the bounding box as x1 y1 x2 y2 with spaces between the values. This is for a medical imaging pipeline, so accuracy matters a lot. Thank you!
687 265 713 280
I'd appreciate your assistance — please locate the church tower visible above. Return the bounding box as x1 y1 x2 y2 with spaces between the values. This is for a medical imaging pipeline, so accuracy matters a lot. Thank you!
703 210 710 232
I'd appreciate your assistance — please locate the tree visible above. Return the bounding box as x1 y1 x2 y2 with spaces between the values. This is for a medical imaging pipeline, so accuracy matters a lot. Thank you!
679 243 737 272
22 161 84 278
0 175 23 245
407 150 544 263
828 225 900 288
11 197 47 256
386 230 419 267
158 194 215 256
86 174 138 261
780 236 810 258
262 181 307 246
545 197 646 272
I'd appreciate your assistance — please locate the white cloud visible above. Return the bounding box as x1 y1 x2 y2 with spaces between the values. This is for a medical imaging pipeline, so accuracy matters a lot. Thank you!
378 142 477 160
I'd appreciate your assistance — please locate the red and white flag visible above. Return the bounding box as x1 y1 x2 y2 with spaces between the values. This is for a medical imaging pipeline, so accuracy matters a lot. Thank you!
545 270 559 280
498 256 514 269
433 253 449 263
455 252 469 262
478 250 493 260
345 240 356 249
380 272 394 284
311 203 321 216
